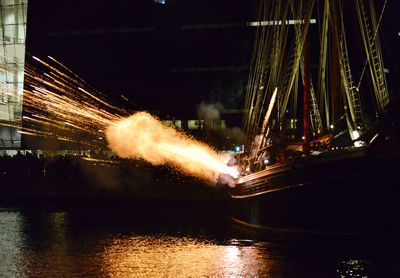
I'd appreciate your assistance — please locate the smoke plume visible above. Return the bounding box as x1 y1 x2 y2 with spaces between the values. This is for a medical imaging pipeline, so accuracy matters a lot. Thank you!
196 102 223 120
106 112 238 185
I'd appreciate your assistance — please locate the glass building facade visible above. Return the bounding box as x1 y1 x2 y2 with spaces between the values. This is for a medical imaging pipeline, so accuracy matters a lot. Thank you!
0 0 27 148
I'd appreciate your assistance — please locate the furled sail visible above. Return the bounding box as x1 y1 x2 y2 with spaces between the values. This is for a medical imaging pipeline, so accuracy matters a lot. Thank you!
240 0 390 173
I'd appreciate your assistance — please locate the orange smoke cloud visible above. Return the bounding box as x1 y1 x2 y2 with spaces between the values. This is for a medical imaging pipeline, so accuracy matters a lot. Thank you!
105 112 238 185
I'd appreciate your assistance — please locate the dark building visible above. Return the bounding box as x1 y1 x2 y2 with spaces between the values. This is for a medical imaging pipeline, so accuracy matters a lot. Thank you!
26 1 256 120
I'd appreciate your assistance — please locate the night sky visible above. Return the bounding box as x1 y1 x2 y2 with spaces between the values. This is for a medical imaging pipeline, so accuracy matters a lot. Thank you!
26 0 256 119
25 1 400 119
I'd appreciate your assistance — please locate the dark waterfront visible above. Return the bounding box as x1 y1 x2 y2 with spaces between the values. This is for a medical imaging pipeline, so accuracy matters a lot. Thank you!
1 206 400 277
0 0 400 277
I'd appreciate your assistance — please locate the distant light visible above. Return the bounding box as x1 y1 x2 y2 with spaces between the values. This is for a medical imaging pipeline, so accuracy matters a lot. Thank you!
154 0 166 4
263 159 269 165
330 124 334 129
352 130 360 140
302 136 305 140
286 108 289 113
234 146 241 152
247 19 316 27
354 140 365 148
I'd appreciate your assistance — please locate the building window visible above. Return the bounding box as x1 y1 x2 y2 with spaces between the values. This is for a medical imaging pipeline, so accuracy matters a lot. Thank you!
0 0 27 148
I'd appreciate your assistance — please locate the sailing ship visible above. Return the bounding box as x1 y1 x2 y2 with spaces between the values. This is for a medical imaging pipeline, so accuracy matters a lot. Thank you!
230 0 400 235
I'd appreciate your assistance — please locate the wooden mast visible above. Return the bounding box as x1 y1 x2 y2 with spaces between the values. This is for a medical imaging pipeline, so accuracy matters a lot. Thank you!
330 0 343 125
303 27 311 153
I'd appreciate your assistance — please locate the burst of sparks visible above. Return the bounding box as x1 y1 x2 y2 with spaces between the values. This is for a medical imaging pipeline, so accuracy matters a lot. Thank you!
1 54 238 183
20 54 125 147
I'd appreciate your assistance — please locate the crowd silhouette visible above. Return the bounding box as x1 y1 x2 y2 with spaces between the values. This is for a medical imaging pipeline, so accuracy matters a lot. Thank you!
0 151 227 207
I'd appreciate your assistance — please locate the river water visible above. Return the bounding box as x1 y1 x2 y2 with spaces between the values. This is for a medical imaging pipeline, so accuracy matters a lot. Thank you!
0 207 399 277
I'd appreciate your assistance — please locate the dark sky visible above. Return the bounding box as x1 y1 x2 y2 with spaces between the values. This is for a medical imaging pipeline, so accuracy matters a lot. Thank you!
26 0 256 118
25 0 400 119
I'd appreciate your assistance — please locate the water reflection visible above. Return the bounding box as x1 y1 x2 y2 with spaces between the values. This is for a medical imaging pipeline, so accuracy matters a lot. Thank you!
337 259 369 278
0 208 399 277
102 236 274 277
0 209 25 277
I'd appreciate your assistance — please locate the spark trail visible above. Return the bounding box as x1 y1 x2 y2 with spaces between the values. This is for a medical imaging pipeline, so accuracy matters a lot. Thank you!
4 55 238 184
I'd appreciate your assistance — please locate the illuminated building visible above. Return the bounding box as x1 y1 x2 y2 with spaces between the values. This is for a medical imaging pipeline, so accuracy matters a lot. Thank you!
0 0 27 148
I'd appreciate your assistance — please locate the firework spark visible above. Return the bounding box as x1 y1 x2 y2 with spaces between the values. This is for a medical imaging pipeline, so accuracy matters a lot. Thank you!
20 55 124 147
2 54 238 184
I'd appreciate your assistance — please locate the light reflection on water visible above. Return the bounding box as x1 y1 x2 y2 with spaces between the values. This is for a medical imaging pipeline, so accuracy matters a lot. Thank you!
0 208 399 277
0 210 26 277
102 236 273 277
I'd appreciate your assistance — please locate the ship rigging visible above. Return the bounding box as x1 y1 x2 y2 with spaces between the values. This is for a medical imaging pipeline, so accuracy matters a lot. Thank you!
231 0 400 235
240 0 391 173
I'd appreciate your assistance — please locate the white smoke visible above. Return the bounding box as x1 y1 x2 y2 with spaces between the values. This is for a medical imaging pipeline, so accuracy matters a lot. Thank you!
196 102 223 120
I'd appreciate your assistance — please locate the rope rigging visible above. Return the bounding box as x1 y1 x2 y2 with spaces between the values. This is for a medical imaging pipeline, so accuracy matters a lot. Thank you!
241 0 390 170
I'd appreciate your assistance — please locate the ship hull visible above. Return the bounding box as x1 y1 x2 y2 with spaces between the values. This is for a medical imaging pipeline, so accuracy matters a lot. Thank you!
230 148 400 235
